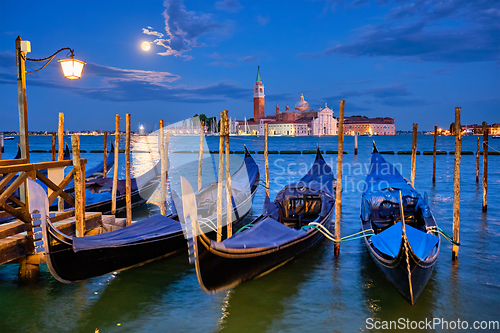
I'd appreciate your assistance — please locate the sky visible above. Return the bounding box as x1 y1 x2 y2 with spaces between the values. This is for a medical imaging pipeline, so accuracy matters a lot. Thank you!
0 0 498 132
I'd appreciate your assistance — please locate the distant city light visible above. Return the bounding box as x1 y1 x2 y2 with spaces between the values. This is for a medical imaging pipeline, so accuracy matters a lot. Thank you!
141 42 151 51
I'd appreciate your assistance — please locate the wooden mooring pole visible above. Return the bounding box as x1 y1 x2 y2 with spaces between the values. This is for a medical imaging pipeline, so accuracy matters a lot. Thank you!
476 136 480 184
125 114 131 226
334 100 345 257
160 120 167 216
265 123 269 197
216 112 225 242
354 132 358 155
111 115 119 215
58 112 64 211
103 131 108 177
165 132 170 214
224 111 232 238
482 123 488 212
452 107 461 260
432 126 437 184
72 134 85 237
410 123 418 187
51 133 56 161
198 121 205 192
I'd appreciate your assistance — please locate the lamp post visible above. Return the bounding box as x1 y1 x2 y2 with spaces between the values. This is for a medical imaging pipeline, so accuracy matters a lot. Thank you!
15 35 85 162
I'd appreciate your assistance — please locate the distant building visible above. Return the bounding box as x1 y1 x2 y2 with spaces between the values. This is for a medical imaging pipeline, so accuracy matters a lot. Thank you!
343 116 396 136
237 68 338 136
253 67 265 120
462 123 500 135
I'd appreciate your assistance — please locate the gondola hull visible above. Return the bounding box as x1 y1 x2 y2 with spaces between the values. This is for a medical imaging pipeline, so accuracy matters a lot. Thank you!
45 223 187 283
44 181 259 282
188 147 335 293
363 219 438 304
38 148 260 282
194 208 334 293
361 145 440 305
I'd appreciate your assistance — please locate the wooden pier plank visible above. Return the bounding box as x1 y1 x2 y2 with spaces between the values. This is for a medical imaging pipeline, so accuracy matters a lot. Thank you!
0 212 103 265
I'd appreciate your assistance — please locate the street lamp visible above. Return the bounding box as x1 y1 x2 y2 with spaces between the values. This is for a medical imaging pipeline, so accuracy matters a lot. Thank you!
16 36 85 162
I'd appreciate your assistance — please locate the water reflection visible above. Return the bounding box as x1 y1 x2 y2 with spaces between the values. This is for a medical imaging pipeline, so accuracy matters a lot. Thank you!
218 244 328 332
359 248 437 326
74 255 192 333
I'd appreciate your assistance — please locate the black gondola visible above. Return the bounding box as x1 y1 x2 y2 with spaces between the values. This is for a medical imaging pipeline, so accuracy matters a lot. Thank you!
360 142 440 305
185 147 335 293
33 148 259 282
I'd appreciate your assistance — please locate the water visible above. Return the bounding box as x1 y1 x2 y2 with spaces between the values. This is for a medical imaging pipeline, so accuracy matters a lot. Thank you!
1 134 499 332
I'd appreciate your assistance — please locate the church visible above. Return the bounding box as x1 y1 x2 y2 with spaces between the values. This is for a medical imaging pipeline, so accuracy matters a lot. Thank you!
234 67 338 136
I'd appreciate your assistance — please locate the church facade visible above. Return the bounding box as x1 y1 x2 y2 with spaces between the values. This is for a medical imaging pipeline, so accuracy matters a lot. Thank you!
233 67 395 136
236 68 338 136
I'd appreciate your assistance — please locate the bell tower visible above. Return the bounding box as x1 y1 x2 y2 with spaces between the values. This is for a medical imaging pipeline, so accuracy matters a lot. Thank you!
253 66 265 120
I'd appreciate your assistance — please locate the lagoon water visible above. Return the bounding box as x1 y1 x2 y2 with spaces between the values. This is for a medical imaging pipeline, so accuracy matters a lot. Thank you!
0 134 499 332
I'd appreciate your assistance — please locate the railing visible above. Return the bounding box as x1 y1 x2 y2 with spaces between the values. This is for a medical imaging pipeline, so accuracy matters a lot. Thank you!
0 158 86 223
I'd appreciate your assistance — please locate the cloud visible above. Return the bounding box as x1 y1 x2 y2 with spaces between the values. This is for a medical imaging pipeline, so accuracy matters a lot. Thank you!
305 0 500 63
238 55 257 62
143 0 231 60
257 15 270 26
215 0 243 13
209 62 238 67
206 53 259 66
0 52 250 103
327 83 418 107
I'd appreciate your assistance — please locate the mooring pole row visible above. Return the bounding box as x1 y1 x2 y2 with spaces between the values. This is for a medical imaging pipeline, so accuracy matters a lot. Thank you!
452 107 461 261
334 100 345 257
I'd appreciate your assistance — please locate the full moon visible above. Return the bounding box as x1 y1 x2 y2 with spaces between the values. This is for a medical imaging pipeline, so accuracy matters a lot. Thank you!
141 42 151 51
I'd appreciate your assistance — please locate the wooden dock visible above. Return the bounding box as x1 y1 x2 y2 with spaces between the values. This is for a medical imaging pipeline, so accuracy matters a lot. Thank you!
0 211 126 266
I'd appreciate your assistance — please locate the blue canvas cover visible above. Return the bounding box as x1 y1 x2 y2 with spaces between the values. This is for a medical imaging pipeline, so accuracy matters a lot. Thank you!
85 189 112 205
264 150 334 217
294 151 334 196
361 153 431 221
72 214 183 252
370 222 439 259
174 153 259 223
362 152 414 195
213 217 307 251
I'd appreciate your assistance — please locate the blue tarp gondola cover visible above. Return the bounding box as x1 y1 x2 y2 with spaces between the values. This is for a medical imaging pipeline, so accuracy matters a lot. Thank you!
72 215 183 252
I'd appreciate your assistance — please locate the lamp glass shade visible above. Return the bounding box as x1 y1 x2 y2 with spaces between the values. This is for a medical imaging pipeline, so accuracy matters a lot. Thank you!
58 58 86 79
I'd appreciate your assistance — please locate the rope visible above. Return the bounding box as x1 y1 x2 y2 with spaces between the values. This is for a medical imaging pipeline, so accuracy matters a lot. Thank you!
258 180 269 189
427 226 460 245
485 142 500 153
235 223 254 234
306 222 374 243
404 234 414 304
232 220 375 244
199 218 223 237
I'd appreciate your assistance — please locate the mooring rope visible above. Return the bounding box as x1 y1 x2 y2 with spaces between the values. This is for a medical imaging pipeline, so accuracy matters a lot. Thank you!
427 226 460 245
485 142 500 153
199 218 223 237
257 180 269 189
305 223 374 243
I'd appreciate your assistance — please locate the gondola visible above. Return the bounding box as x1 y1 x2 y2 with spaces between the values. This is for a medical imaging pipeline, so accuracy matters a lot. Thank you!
83 142 115 180
34 147 260 282
360 142 440 305
59 157 162 215
65 142 115 190
185 146 335 293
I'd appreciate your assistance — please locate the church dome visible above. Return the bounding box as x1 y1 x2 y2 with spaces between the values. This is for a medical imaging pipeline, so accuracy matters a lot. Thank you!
295 94 309 111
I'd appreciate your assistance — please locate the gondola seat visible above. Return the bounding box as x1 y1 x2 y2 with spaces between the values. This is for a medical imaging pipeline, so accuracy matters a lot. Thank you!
280 194 322 228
